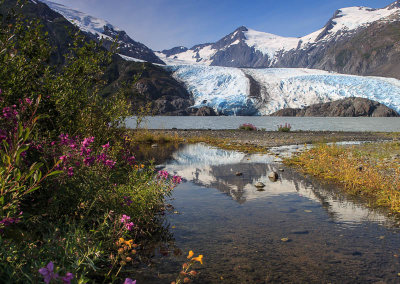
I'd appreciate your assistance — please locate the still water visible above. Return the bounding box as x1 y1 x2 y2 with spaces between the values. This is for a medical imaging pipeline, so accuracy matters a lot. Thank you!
126 116 400 132
135 144 400 283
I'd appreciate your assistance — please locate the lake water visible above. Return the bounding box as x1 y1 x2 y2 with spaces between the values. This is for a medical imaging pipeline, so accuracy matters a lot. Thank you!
134 144 400 283
126 116 400 132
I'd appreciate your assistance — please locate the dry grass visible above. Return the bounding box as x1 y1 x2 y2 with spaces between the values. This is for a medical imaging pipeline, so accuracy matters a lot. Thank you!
285 142 400 213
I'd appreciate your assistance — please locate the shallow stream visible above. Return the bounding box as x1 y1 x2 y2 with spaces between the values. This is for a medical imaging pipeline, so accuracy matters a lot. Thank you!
135 143 400 283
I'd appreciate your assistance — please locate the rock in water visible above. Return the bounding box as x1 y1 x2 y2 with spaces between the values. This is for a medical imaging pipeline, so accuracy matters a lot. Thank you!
268 171 279 181
255 182 265 188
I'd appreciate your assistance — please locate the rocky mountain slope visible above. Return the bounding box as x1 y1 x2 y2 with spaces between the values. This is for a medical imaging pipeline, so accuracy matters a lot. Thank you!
158 1 400 79
40 0 164 64
270 97 399 117
1 0 192 115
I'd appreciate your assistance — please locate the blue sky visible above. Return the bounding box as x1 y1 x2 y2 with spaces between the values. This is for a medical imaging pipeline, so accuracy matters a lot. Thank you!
48 0 395 50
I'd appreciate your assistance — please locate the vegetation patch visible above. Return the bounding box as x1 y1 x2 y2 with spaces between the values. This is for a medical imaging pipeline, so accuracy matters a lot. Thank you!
285 142 400 213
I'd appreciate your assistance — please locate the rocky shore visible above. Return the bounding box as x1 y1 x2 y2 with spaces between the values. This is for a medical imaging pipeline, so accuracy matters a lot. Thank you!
147 129 397 148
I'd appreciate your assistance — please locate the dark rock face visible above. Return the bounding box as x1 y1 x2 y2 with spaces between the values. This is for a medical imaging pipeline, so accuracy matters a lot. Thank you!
270 98 400 117
103 56 193 115
160 46 188 57
193 106 217 116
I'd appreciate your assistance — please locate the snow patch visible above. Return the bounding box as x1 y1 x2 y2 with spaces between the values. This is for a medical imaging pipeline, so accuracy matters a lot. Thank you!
40 0 122 39
118 54 146 63
244 29 299 59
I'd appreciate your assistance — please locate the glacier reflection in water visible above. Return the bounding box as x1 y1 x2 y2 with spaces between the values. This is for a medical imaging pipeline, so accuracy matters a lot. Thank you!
162 143 389 226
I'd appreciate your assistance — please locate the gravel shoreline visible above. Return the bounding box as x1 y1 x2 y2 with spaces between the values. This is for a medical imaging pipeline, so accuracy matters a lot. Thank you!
147 129 397 148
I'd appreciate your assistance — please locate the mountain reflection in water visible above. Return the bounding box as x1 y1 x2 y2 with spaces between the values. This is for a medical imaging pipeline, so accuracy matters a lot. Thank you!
162 143 388 226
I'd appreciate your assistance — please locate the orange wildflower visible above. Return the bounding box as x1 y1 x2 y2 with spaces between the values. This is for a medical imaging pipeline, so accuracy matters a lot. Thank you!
192 255 203 264
187 250 194 259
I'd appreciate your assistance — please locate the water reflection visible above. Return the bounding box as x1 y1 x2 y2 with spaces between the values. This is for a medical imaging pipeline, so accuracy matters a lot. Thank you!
162 144 389 226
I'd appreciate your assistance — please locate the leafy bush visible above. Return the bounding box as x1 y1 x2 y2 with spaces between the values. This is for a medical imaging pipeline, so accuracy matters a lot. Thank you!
277 123 292 132
239 123 257 131
0 2 183 283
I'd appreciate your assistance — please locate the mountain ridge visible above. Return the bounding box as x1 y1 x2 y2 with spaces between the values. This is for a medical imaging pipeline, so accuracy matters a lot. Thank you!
39 0 165 64
157 1 400 79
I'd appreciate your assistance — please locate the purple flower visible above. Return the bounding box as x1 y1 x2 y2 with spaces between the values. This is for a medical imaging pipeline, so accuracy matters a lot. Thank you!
124 279 136 284
123 196 133 206
38 262 59 284
62 272 74 284
25 98 33 105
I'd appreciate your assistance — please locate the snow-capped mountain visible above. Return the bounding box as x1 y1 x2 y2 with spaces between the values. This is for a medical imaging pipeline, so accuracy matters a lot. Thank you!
157 1 400 78
40 0 164 64
165 65 400 115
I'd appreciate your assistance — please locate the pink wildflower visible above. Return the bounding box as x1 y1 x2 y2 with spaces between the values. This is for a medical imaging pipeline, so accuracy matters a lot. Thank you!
127 156 135 165
125 222 135 231
105 159 116 169
83 156 95 166
67 167 74 177
120 214 131 223
124 279 136 284
25 98 33 105
157 170 169 180
82 136 94 148
102 142 110 150
172 175 183 184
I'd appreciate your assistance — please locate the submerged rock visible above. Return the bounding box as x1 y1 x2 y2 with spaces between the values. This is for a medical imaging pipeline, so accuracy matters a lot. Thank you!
268 171 279 181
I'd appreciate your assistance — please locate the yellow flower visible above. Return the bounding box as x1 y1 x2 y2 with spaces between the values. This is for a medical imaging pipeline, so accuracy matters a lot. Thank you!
187 250 194 259
192 255 203 264
141 164 145 168
125 239 134 248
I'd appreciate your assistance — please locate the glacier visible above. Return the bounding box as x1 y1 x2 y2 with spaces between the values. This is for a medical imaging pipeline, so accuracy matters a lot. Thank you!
165 65 400 115
165 65 258 115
